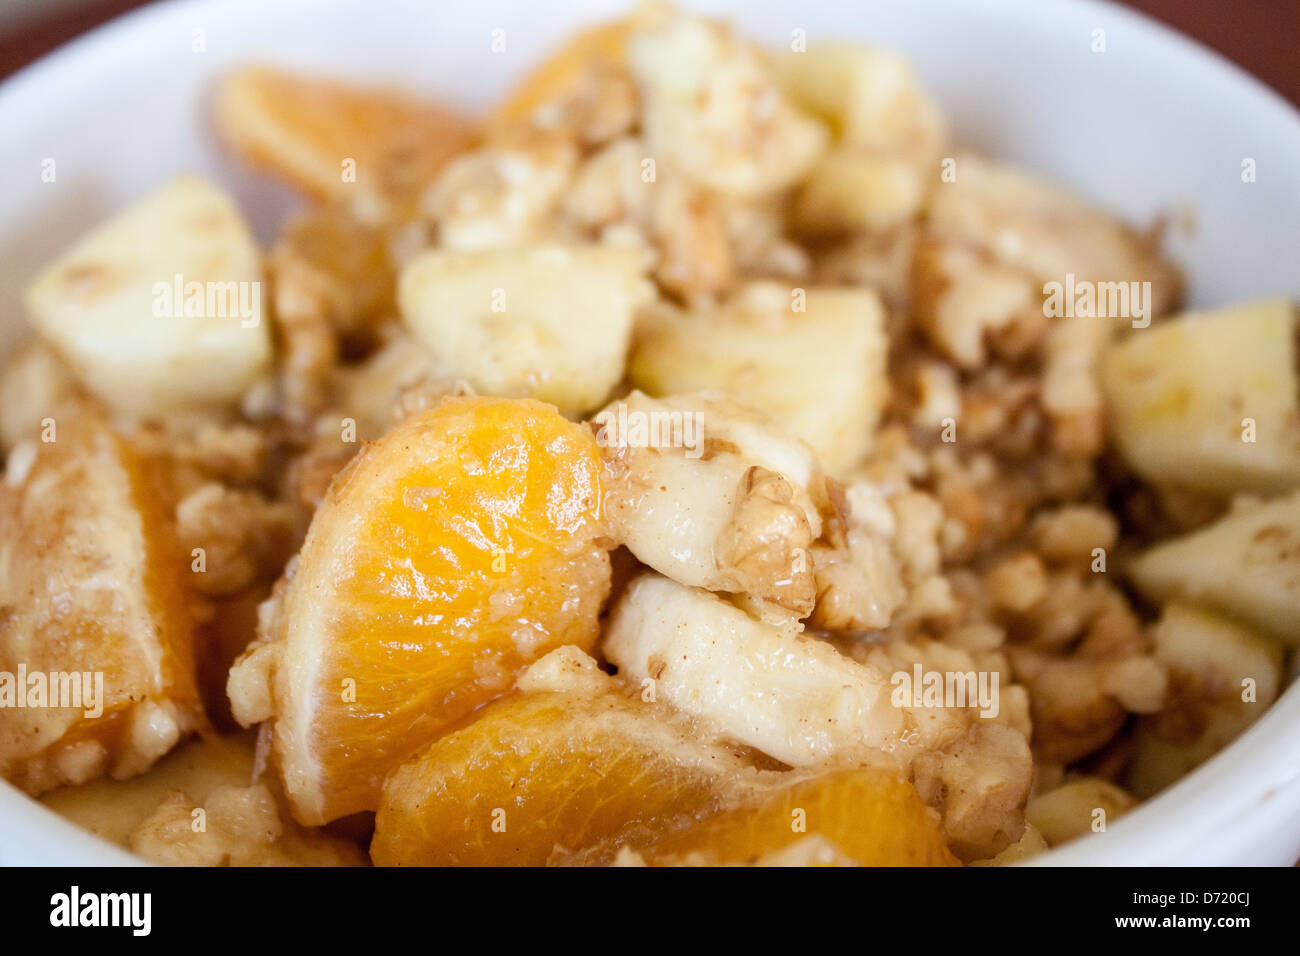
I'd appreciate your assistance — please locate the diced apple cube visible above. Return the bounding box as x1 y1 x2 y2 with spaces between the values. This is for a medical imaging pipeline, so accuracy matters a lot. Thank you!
1127 492 1300 642
1100 300 1300 495
25 176 271 415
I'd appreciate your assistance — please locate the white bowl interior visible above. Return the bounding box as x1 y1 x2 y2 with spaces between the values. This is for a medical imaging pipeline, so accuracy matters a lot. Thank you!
1 0 1298 865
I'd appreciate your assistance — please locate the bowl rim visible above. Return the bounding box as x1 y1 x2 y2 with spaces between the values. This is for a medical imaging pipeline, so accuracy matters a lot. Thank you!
0 0 1298 867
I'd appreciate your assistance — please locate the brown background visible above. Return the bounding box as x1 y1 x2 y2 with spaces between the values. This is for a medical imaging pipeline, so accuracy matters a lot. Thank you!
0 0 1297 106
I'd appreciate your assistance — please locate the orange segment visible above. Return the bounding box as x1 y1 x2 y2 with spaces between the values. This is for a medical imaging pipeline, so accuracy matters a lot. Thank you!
489 20 629 131
643 767 960 867
372 675 959 867
0 415 202 795
260 397 610 824
371 687 757 866
214 66 474 215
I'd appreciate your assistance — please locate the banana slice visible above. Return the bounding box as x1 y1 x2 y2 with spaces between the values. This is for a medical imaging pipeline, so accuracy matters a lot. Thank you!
399 242 654 416
25 176 271 415
596 391 822 615
422 140 576 252
604 573 903 768
781 43 947 235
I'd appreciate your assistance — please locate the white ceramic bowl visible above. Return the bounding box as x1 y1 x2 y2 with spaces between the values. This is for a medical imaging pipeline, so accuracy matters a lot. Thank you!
1 0 1298 866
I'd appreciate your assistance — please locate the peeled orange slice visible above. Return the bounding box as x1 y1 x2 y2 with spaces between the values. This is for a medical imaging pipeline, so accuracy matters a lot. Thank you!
642 767 959 866
236 397 611 824
215 66 474 215
489 20 629 132
372 674 958 866
371 686 756 866
0 416 202 795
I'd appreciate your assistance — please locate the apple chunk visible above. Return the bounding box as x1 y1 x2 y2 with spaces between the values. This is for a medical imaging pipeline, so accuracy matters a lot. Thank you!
629 281 887 476
398 243 653 416
25 176 271 415
1100 300 1300 495
1127 492 1300 643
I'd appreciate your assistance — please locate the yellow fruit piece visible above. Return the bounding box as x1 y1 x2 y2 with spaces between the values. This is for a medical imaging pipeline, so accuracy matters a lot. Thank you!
371 688 756 866
643 767 959 866
1128 601 1284 798
397 243 653 417
1100 300 1300 496
489 20 629 131
629 282 888 476
792 148 929 234
253 398 610 824
373 664 957 868
214 66 474 214
0 416 202 795
778 43 946 154
24 176 271 416
1126 492 1300 643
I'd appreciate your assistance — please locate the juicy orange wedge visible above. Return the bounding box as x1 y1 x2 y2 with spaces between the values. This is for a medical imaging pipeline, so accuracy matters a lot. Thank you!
489 19 629 131
371 676 958 867
214 66 474 214
252 397 610 825
371 688 758 866
642 767 960 866
0 415 201 795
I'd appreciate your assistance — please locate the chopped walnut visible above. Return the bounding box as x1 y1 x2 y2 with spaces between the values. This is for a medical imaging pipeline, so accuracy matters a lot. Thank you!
564 137 655 231
912 723 1032 862
127 417 268 494
422 138 576 251
810 528 905 632
175 483 296 596
1030 504 1118 565
650 178 735 304
890 490 944 583
984 552 1049 614
717 466 817 616
130 784 365 866
1041 313 1111 456
627 7 827 199
270 253 340 426
911 237 1039 370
